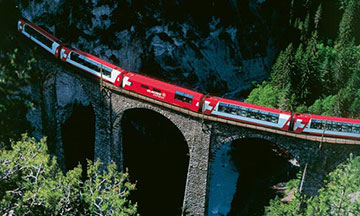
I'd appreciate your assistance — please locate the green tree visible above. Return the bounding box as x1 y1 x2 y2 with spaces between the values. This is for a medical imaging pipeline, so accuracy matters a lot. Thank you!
246 1 360 118
308 95 338 116
349 89 360 118
314 4 322 30
265 155 360 215
0 134 138 215
337 0 359 48
271 43 295 90
245 81 282 109
292 32 321 105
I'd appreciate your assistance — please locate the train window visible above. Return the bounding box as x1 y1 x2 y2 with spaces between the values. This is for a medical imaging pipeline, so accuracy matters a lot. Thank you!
271 116 278 123
310 120 323 130
330 123 341 132
140 84 149 89
310 120 360 133
217 102 279 123
231 109 237 115
218 103 225 112
175 91 193 104
260 113 267 121
325 123 332 131
265 115 272 122
352 124 360 134
100 65 112 77
71 52 97 72
70 52 111 77
70 52 82 64
153 88 161 93
342 123 352 133
240 110 247 117
249 111 257 119
24 24 53 49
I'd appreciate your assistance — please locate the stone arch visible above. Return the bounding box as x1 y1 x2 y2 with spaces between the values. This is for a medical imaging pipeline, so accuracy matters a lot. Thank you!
213 132 298 163
116 107 190 215
105 92 211 215
208 130 300 215
108 93 208 167
209 123 318 167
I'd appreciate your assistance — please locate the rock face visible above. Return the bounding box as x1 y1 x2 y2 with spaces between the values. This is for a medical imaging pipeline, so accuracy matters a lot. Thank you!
19 0 292 98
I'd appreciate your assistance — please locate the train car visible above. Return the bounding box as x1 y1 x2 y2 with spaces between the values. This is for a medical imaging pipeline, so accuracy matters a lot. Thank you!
122 72 204 112
60 47 125 87
293 113 360 139
202 96 292 130
17 19 62 58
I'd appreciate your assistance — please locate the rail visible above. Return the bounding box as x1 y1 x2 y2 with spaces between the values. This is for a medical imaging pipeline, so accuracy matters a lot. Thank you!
100 79 360 146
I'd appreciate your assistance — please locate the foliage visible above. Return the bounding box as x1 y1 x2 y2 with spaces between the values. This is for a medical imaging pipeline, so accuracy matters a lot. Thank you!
83 161 138 216
0 134 138 216
337 0 358 47
245 81 282 109
246 0 360 118
265 155 360 215
0 49 37 149
308 95 338 116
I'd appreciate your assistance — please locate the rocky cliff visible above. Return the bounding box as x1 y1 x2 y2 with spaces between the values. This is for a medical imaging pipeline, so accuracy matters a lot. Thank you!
19 0 292 98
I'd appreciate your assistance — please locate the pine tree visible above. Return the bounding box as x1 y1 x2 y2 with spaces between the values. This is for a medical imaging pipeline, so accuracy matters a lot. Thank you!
337 0 359 47
271 43 295 90
314 4 322 30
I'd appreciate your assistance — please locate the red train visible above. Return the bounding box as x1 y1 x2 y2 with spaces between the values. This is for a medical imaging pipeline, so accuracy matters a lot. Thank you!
18 19 360 140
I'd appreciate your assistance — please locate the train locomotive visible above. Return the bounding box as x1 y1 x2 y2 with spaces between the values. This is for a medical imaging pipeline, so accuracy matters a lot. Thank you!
18 19 360 140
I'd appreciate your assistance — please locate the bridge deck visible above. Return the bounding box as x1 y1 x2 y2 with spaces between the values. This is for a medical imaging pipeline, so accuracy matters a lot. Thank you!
97 78 360 145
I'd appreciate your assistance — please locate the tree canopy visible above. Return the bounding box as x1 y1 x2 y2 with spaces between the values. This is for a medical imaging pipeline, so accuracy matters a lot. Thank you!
245 0 360 118
0 134 138 216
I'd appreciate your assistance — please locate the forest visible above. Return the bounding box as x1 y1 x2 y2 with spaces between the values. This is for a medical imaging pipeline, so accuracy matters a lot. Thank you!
246 0 360 119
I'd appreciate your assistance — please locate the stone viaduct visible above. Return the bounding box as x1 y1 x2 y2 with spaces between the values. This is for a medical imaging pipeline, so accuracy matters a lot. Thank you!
30 62 360 216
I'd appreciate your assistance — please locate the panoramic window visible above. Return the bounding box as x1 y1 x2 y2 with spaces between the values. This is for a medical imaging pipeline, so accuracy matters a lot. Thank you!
174 91 193 104
70 52 111 77
217 102 279 123
24 24 53 49
310 120 360 134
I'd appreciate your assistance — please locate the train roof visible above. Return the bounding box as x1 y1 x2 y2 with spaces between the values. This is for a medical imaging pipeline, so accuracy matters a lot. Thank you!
126 72 204 98
206 96 291 114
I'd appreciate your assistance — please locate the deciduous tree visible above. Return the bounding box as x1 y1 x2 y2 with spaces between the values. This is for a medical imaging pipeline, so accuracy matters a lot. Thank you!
0 134 138 216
